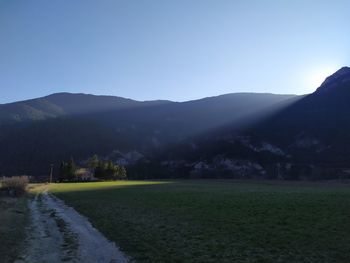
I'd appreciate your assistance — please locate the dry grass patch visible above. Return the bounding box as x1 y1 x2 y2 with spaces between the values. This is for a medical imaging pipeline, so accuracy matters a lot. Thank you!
0 197 29 262
1 176 29 196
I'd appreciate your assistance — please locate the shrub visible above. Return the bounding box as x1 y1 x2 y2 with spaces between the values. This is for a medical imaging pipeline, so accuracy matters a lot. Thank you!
0 176 29 196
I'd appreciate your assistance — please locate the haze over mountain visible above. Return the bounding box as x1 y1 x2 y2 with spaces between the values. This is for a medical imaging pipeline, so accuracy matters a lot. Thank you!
1 67 350 180
0 93 170 125
0 92 295 177
160 67 350 180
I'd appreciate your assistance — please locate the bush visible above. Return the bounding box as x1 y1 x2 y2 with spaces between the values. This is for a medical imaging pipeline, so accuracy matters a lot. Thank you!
0 176 29 196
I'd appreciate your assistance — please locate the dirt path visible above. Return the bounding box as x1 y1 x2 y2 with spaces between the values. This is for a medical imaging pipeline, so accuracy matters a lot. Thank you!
16 191 129 263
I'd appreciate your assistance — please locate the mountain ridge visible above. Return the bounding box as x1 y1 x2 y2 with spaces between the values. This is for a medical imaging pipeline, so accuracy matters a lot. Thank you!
156 66 350 180
1 67 350 179
316 66 350 94
0 92 297 124
0 92 296 177
0 92 173 124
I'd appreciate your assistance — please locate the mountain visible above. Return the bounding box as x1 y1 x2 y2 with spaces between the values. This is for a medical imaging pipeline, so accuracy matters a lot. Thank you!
316 67 350 95
256 67 350 170
4 66 350 181
0 93 171 125
157 67 350 180
250 67 350 159
0 92 295 177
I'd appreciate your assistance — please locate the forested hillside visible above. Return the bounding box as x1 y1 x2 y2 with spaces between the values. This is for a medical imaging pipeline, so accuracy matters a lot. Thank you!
0 92 295 177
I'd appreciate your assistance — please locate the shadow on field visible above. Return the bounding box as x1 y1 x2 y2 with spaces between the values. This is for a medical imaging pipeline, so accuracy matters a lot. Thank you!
50 179 350 195
49 180 350 263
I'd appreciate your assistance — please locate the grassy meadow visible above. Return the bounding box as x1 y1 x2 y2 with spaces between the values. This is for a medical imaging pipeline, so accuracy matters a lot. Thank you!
50 180 350 263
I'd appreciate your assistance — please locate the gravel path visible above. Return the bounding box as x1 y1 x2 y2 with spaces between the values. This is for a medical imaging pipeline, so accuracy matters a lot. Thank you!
16 191 129 263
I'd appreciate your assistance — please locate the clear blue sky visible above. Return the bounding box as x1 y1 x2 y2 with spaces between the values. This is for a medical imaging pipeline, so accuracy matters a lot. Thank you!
1 0 349 103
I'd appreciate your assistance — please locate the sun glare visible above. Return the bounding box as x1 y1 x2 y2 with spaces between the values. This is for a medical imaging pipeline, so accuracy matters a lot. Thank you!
307 66 339 91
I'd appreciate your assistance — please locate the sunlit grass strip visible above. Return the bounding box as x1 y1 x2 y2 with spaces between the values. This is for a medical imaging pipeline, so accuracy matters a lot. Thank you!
49 180 173 193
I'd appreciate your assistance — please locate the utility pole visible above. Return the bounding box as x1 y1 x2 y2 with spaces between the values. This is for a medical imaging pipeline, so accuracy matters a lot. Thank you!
49 164 54 184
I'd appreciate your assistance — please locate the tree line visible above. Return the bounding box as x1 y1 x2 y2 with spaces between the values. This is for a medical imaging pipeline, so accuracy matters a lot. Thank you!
59 155 127 182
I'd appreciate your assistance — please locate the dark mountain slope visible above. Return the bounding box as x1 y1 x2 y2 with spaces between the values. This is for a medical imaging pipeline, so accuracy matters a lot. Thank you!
157 67 350 180
0 119 119 176
250 67 350 158
0 92 295 177
44 93 171 115
0 92 171 124
86 93 297 141
0 98 65 123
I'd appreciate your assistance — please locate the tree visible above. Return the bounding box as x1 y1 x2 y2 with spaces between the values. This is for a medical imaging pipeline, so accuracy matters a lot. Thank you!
59 158 77 182
66 158 76 181
92 158 127 180
88 154 99 169
94 161 107 179
59 161 68 182
116 166 127 179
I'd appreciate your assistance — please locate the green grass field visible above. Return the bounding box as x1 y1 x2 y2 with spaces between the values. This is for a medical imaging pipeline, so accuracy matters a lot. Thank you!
50 180 350 263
